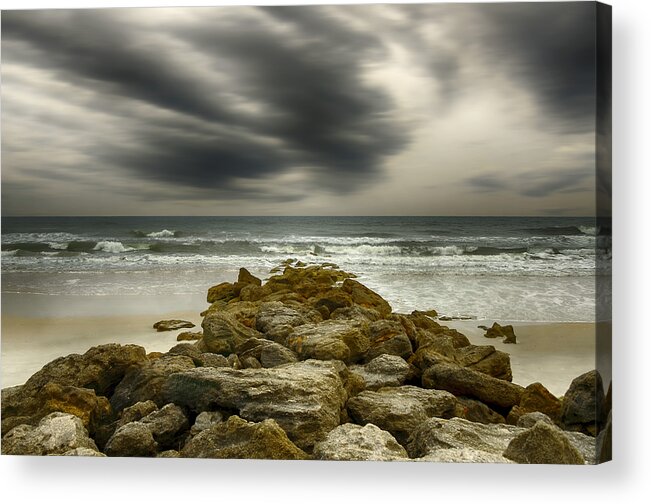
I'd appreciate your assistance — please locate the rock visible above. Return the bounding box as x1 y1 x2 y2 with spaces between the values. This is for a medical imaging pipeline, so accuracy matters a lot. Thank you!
206 282 237 304
517 412 555 428
483 322 516 343
153 319 195 332
561 370 607 436
364 320 413 361
61 447 106 457
286 320 371 364
140 403 189 449
104 421 158 457
2 412 98 456
181 415 307 459
313 423 408 461
406 416 523 459
412 309 438 319
422 362 524 409
254 302 308 334
2 382 111 437
416 448 513 463
190 411 224 436
22 344 147 397
311 290 353 317
110 355 196 412
341 279 392 316
227 353 242 369
238 267 262 286
163 360 347 450
503 421 585 464
455 345 513 381
200 310 260 355
507 382 561 425
349 354 414 390
347 386 457 444
198 353 231 368
177 331 203 341
455 397 505 424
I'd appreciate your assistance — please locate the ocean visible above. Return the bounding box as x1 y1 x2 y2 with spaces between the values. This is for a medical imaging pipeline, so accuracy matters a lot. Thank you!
1 216 610 322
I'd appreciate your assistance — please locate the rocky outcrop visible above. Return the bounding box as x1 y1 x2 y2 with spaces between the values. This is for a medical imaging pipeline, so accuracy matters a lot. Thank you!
483 322 517 344
347 386 456 444
162 360 347 450
180 416 307 459
177 331 203 341
313 423 408 461
0 264 607 463
561 370 607 436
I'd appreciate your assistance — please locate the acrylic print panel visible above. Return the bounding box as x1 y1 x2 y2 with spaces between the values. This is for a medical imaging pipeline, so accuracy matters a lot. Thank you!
0 1 611 463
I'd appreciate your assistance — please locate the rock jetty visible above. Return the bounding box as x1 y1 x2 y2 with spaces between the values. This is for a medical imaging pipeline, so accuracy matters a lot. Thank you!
1 264 610 463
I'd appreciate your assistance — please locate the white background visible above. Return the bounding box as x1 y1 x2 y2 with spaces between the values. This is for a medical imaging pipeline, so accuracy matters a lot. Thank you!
0 0 648 502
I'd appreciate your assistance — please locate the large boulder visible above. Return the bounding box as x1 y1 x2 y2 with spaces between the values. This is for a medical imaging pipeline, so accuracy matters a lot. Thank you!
364 320 413 361
22 344 147 397
422 362 524 409
507 382 562 426
313 423 408 461
110 355 196 412
206 282 237 304
180 416 307 459
561 370 607 436
200 311 260 355
1 382 111 437
2 412 98 456
347 386 457 444
190 411 224 436
162 360 347 450
341 279 392 316
238 267 262 286
285 320 371 364
503 421 585 464
349 354 414 390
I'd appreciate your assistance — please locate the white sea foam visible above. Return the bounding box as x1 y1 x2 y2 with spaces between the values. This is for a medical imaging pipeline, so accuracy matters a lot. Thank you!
93 241 133 253
147 229 176 238
578 225 599 236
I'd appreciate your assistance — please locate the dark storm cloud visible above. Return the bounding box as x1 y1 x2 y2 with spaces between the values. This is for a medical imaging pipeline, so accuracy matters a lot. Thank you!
477 2 597 133
2 7 406 198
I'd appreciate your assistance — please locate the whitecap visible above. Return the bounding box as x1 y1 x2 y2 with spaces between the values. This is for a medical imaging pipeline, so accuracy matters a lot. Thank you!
147 229 176 238
93 241 134 253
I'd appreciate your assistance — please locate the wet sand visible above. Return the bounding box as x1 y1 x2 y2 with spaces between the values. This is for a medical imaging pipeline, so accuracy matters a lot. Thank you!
1 311 204 388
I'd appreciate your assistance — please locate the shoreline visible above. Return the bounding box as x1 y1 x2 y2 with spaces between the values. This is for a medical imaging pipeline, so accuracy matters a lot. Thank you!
2 296 595 395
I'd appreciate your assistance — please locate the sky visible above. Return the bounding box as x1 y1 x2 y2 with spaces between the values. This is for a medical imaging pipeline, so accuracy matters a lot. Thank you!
1 2 609 216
